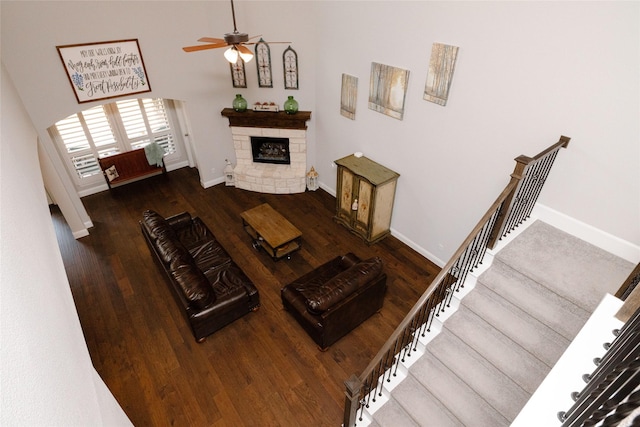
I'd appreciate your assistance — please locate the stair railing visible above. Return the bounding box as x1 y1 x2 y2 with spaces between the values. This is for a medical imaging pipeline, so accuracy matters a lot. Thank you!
343 135 571 427
487 135 571 249
557 306 640 426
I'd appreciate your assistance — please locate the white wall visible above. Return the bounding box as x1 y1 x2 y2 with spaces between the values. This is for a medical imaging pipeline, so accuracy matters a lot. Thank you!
312 1 640 263
2 1 637 265
0 64 131 425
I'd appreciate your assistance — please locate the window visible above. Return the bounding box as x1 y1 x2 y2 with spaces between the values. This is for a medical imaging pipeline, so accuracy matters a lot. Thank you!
49 98 181 188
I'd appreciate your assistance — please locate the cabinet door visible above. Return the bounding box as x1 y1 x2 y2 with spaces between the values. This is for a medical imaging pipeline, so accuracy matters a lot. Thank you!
336 167 354 222
353 178 373 235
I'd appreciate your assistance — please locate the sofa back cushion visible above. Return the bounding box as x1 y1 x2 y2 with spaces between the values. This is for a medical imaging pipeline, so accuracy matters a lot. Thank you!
155 231 189 264
169 254 216 309
305 257 383 314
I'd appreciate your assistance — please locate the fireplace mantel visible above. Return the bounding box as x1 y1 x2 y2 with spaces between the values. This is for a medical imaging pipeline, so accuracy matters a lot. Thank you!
221 108 311 130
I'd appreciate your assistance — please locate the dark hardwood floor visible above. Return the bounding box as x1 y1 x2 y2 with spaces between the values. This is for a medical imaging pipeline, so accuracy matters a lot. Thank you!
51 167 440 426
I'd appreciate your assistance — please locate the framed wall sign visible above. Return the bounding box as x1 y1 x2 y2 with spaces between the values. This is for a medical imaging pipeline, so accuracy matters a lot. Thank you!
56 39 151 103
283 46 298 90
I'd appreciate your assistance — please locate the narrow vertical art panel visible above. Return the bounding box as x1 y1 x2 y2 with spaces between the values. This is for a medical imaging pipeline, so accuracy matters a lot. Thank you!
255 39 273 88
283 46 299 90
230 58 247 88
340 74 358 120
424 43 459 106
368 62 410 120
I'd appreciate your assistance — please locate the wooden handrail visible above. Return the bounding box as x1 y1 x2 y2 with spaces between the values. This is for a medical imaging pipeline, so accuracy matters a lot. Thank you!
487 135 571 249
344 136 571 426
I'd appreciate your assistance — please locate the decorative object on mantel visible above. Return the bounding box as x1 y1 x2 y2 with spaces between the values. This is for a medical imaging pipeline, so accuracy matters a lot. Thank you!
232 94 248 112
230 58 247 88
306 166 319 191
253 102 279 112
255 38 273 88
424 43 459 106
224 159 235 186
340 74 358 120
368 62 410 120
283 46 299 90
56 39 151 104
283 96 299 115
182 0 289 64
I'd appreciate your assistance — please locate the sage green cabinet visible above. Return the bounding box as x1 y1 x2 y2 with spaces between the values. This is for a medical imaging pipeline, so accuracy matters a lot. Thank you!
334 155 399 244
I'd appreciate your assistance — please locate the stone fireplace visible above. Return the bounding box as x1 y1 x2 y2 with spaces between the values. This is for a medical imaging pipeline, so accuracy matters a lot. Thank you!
221 109 311 194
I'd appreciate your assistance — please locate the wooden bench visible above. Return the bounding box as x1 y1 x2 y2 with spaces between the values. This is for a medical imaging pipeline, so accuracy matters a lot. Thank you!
98 149 165 188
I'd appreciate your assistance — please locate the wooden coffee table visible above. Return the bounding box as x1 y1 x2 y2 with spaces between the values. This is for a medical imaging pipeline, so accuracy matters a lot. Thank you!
240 203 302 261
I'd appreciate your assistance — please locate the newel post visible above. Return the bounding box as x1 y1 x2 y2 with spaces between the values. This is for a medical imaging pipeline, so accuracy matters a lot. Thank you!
343 374 362 427
487 155 531 249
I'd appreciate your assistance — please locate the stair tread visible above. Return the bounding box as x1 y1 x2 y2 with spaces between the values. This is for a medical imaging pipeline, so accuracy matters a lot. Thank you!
444 305 550 394
427 329 529 421
479 258 589 339
410 350 510 426
390 375 461 427
462 282 569 367
495 221 634 312
372 397 420 427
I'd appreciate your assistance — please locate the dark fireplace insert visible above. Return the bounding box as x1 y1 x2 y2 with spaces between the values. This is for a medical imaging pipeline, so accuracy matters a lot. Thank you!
251 137 291 165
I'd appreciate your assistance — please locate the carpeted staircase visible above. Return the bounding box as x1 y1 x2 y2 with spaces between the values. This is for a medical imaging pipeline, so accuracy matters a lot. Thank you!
366 220 634 426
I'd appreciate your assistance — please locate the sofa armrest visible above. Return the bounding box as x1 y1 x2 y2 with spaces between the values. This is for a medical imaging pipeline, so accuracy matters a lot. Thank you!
166 212 193 228
339 252 361 270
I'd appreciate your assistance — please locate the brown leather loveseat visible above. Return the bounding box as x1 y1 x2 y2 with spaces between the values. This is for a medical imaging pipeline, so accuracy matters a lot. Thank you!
141 210 260 342
281 253 387 350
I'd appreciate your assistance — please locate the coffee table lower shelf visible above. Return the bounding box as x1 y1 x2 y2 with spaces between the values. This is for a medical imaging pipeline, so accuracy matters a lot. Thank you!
243 224 301 261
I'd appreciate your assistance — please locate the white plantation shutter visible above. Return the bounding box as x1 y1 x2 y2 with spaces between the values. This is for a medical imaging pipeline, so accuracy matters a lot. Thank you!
50 98 179 187
54 105 118 179
82 106 119 157
116 98 176 153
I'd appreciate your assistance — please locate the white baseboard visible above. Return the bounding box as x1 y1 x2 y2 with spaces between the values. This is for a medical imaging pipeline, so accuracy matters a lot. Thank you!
390 228 446 267
533 204 640 263
314 183 640 266
72 228 90 239
319 182 335 197
201 176 225 188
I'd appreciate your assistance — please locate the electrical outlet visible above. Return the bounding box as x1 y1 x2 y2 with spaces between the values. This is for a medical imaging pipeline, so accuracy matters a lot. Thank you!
211 167 216 174
331 162 336 168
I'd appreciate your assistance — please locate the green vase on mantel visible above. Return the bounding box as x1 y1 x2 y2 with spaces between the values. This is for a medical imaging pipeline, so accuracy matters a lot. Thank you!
232 94 247 112
283 96 299 115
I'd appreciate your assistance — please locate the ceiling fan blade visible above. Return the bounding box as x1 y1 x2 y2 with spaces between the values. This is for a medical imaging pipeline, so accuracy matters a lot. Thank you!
198 37 226 44
182 42 229 52
236 44 253 55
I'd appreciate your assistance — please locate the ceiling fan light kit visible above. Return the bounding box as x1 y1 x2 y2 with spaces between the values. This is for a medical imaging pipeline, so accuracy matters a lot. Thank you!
183 0 287 66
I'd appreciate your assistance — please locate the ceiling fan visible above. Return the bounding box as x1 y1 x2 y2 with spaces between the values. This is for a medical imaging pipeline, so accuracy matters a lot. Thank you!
182 0 284 64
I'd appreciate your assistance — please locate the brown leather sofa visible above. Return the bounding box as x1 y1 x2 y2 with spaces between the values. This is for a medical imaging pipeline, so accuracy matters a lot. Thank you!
141 210 260 342
281 253 387 350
